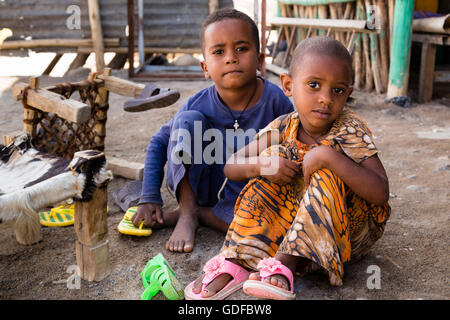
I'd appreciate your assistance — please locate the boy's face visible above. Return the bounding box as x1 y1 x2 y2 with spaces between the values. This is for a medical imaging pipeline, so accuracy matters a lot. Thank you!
200 19 263 90
281 54 353 134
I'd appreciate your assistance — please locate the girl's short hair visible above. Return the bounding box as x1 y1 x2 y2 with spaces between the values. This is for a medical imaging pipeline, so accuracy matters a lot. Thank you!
290 36 353 80
200 8 260 54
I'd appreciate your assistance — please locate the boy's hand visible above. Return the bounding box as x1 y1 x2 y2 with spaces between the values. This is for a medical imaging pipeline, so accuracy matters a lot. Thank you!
259 154 301 184
302 145 335 185
132 203 163 228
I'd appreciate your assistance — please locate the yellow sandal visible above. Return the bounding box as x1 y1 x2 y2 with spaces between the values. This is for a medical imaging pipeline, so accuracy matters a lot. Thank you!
117 206 152 237
40 204 75 227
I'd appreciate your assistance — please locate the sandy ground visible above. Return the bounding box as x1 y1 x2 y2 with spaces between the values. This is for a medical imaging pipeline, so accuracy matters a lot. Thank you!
0 67 449 301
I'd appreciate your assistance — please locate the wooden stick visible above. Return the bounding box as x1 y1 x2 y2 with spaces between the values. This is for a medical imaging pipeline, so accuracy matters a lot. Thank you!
388 0 395 56
107 157 144 180
418 42 436 103
13 82 92 124
328 4 342 42
0 38 119 50
377 0 390 89
318 5 328 37
357 0 373 91
267 17 371 33
87 0 105 72
280 4 291 41
21 77 39 137
343 2 353 43
68 53 90 72
283 26 297 68
354 1 364 90
96 73 145 98
365 0 383 93
42 54 63 76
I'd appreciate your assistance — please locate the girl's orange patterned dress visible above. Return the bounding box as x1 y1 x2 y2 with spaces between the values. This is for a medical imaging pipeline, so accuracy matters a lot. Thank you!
220 108 391 285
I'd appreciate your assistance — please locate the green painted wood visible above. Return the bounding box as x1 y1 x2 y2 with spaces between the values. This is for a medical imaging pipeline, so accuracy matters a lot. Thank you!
387 0 414 97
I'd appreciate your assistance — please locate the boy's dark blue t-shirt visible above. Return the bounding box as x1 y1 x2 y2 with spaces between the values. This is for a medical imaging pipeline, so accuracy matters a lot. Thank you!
140 77 293 223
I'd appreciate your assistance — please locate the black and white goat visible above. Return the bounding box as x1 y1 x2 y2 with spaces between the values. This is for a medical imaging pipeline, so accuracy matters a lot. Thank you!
0 133 112 244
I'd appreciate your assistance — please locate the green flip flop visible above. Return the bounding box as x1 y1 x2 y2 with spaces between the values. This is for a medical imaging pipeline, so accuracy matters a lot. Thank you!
140 253 184 300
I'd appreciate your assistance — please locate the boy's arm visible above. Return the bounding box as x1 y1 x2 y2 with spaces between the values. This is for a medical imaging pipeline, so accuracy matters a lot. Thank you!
303 146 389 206
139 125 170 206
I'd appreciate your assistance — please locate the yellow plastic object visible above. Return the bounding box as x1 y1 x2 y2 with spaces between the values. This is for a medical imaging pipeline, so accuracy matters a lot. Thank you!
40 204 74 227
117 206 152 236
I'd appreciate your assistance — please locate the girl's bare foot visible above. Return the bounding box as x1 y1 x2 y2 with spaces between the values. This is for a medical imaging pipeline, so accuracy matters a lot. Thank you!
248 271 290 290
191 273 233 298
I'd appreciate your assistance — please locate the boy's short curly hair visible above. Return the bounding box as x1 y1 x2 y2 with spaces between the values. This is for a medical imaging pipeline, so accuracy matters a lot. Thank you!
200 8 260 54
290 36 353 81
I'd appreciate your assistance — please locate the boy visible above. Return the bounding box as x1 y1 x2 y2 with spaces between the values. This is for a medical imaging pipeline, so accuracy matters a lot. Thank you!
131 9 293 253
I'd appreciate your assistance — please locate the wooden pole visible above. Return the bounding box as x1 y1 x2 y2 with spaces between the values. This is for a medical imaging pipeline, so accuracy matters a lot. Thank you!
358 0 373 91
0 38 119 50
14 77 42 245
75 186 110 281
365 0 383 93
388 0 395 56
418 42 436 103
87 0 105 72
42 54 63 76
377 0 390 89
354 1 364 90
261 0 267 77
387 0 414 98
128 0 135 78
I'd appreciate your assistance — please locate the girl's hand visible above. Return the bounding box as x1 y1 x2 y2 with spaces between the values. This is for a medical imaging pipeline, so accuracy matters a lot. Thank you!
302 145 335 185
259 154 301 184
132 202 163 228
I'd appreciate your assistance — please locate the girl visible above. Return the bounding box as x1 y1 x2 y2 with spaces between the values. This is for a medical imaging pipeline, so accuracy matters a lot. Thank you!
185 36 390 300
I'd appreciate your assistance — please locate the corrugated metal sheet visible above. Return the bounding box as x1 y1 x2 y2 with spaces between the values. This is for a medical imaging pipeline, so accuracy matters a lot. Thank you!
0 0 234 54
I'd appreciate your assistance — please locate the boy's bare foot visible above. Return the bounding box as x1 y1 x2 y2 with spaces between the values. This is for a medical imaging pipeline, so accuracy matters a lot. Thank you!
165 206 199 253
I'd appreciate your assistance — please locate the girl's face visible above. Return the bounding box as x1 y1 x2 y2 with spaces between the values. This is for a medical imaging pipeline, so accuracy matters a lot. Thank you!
200 19 263 91
281 54 353 135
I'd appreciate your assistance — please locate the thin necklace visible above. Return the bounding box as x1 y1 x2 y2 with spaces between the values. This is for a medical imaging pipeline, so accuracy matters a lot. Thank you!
300 126 328 144
220 81 258 131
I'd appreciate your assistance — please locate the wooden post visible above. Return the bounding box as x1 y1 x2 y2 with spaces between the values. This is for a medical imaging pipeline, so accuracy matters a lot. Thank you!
75 186 110 281
87 0 105 72
377 0 390 89
16 77 41 245
92 68 110 150
261 0 267 77
354 1 364 90
209 0 218 14
387 0 414 98
418 42 436 103
388 0 395 55
22 77 39 137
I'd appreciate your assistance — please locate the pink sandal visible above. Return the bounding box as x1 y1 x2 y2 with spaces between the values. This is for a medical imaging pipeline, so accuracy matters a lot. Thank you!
184 256 250 300
243 257 296 300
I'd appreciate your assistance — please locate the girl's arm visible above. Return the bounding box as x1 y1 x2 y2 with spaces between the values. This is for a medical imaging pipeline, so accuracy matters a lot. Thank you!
225 131 300 183
303 146 389 206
